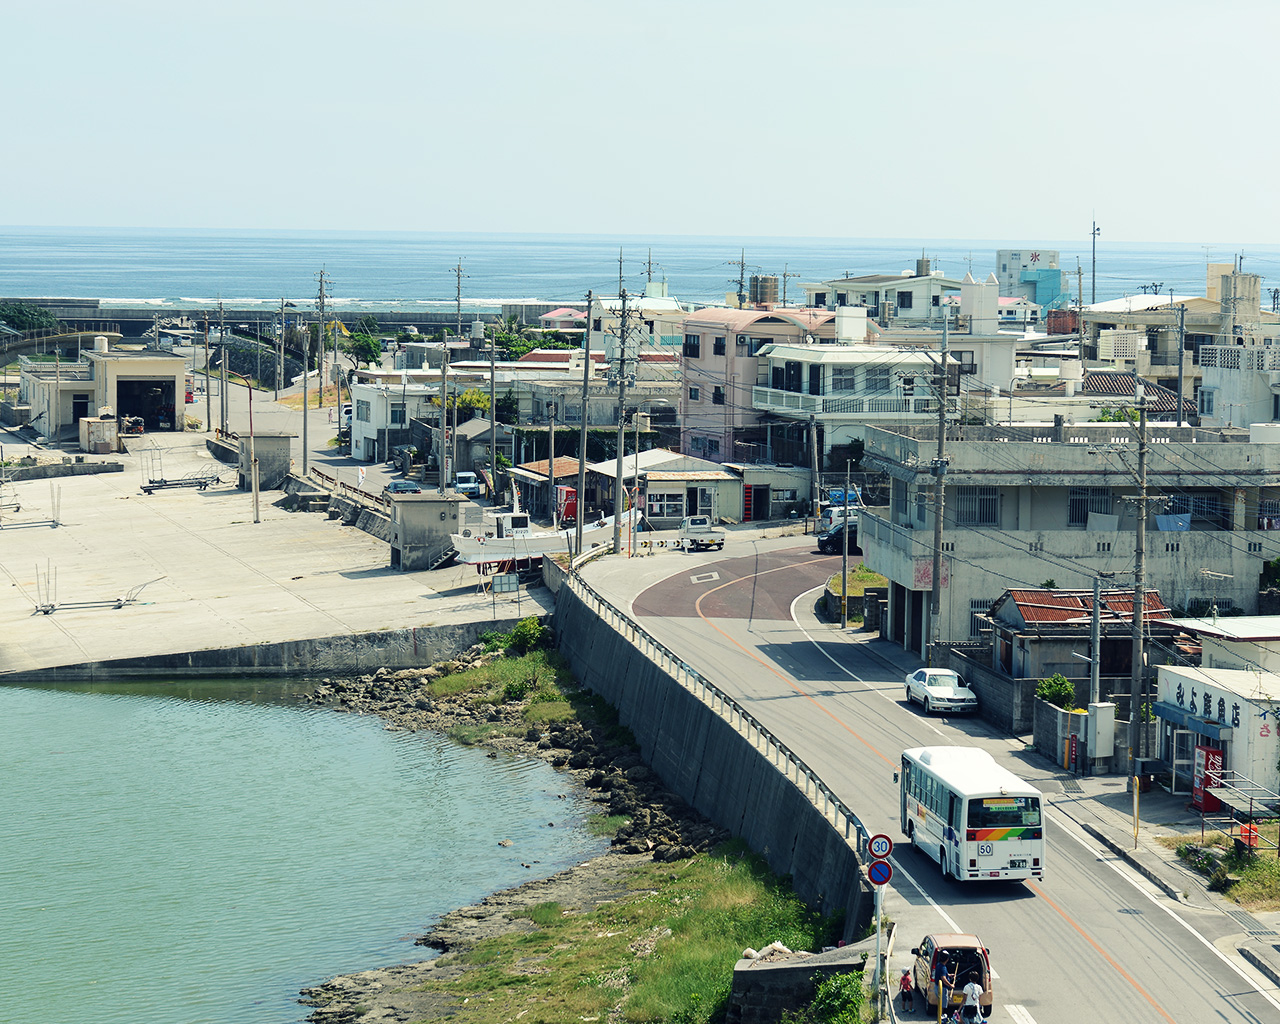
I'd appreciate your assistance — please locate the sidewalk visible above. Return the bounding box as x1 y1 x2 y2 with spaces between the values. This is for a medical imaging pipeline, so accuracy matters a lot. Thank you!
806 613 1280 992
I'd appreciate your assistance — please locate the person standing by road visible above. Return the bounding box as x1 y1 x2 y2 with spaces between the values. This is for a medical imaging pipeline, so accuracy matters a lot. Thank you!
899 969 914 1012
961 975 984 1022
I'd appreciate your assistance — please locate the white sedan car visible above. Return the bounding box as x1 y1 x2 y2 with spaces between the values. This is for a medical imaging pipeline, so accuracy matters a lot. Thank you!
905 668 979 714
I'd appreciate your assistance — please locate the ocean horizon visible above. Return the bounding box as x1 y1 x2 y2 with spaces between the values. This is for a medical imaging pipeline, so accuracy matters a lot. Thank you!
3 226 1278 313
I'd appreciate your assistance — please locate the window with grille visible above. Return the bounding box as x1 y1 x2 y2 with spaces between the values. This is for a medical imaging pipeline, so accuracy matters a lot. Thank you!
954 486 999 526
970 599 992 638
1167 491 1228 528
390 403 406 425
713 336 726 355
689 387 700 401
712 386 725 405
707 438 720 455
915 490 927 524
683 334 701 358
1068 487 1112 526
864 366 891 394
832 367 857 391
355 400 371 422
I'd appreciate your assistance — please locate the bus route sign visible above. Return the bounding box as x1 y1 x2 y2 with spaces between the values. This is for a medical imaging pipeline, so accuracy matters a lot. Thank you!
869 833 893 859
867 859 893 886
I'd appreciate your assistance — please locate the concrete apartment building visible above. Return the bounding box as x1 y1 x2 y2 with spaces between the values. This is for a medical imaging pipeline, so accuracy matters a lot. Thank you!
802 258 964 325
678 305 840 462
995 248 1071 312
859 421 1280 659
1081 263 1280 424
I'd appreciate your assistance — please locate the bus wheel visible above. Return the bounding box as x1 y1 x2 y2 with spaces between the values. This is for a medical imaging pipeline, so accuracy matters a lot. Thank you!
905 820 915 845
940 848 950 880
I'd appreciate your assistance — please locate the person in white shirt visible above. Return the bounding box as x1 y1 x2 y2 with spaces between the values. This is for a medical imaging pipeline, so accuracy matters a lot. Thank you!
961 978 984 1022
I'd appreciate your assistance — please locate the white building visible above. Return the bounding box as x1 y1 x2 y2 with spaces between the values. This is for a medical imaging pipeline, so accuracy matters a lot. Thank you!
803 258 963 325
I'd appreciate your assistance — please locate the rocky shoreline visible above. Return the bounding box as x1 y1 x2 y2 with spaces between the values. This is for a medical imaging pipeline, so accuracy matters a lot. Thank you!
297 645 730 1024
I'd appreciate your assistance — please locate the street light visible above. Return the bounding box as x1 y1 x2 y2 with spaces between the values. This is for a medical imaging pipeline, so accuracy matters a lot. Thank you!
220 365 260 524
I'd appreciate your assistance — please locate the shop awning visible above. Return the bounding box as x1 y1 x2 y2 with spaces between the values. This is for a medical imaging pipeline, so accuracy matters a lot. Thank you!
1152 701 1234 740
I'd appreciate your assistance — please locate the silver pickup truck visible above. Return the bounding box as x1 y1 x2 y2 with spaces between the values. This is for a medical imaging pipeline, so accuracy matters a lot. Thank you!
677 515 726 552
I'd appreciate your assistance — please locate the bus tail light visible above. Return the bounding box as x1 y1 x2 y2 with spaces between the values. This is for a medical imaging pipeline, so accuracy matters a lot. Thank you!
969 859 977 868
1032 858 1040 867
1032 830 1042 839
967 829 977 841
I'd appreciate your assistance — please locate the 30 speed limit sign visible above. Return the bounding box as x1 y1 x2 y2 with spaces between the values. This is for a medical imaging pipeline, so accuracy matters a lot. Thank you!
869 833 893 859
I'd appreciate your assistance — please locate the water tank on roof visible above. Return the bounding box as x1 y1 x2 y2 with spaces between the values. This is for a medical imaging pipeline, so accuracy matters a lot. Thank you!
749 275 779 305
470 320 485 341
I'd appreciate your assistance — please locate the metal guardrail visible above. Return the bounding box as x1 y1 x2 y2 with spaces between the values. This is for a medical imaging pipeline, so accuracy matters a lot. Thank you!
309 467 389 510
563 569 873 860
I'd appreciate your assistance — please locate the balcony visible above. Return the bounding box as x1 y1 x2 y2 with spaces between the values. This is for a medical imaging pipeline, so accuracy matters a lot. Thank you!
752 386 939 419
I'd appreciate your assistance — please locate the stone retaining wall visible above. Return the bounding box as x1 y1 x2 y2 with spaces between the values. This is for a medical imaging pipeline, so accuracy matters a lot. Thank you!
552 580 872 944
3 460 124 481
1 618 532 682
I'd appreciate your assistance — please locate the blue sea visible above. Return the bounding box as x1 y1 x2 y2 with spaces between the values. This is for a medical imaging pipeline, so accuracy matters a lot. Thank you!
3 226 1279 313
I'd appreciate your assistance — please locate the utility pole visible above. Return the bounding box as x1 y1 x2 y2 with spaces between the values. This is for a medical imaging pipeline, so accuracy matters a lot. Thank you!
618 248 624 296
490 311 498 505
203 314 211 434
1173 296 1187 427
443 259 464 491
301 314 309 476
809 414 819 514
315 271 329 408
841 458 851 629
781 263 801 308
276 299 285 400
1128 387 1148 813
928 318 950 664
219 300 227 434
1091 220 1101 304
730 248 747 308
612 289 629 555
547 401 557 528
576 290 592 557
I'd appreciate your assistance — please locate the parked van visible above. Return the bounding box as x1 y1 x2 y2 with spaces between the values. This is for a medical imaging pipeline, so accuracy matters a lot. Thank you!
820 502 861 532
340 403 352 430
453 471 481 496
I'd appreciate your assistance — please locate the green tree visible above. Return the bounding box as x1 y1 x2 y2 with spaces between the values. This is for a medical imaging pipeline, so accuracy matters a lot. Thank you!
341 333 382 369
0 301 58 332
1036 673 1077 711
455 387 491 420
354 314 380 336
495 388 519 424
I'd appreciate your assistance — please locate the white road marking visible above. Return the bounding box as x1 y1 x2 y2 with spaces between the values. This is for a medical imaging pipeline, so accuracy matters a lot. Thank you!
788 588 945 737
1049 811 1280 1014
689 571 720 584
1005 1005 1038 1024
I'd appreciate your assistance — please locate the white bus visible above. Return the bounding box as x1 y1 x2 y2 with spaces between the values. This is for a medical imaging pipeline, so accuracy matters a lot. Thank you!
898 746 1044 882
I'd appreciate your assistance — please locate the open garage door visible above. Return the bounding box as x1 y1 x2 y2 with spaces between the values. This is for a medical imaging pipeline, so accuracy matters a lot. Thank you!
117 378 178 431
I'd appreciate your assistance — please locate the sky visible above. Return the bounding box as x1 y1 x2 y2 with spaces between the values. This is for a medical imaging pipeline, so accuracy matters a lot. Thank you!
6 0 1279 243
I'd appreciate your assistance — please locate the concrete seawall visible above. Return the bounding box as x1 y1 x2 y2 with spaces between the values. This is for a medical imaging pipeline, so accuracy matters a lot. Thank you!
552 578 872 940
3 617 532 683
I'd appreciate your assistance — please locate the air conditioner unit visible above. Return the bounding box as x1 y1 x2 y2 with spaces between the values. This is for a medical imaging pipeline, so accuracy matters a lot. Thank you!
737 335 748 345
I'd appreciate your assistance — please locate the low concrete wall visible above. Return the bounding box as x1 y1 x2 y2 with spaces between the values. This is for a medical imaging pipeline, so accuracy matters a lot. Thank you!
1 617 532 682
946 650 1037 734
206 437 238 464
553 579 872 943
727 949 869 1024
4 460 124 481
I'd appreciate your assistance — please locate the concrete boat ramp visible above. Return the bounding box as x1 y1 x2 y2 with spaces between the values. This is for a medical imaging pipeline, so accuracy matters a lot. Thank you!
0 432 545 681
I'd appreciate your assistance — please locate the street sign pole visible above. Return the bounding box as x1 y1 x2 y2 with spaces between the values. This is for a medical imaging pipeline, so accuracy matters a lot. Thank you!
866 834 894 1012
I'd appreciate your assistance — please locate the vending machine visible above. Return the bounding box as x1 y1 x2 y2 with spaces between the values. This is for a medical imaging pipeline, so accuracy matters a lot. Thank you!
1191 745 1224 812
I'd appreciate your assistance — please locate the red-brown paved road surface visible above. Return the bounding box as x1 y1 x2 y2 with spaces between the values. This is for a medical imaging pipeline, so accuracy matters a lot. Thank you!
632 546 840 621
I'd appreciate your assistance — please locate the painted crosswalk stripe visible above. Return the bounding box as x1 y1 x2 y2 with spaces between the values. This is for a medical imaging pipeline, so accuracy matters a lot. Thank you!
1005 1005 1037 1024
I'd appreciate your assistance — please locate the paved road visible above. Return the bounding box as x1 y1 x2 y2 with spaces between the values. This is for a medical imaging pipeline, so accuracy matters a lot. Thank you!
586 538 1280 1024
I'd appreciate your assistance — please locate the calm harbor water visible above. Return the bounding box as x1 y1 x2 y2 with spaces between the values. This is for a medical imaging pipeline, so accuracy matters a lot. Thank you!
3 227 1280 311
0 680 607 1024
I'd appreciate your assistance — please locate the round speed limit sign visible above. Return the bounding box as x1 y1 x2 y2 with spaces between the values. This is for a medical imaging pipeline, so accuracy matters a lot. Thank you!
868 833 894 859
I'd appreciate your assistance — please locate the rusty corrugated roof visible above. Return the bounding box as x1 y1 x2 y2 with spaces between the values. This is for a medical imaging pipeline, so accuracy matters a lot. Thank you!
1003 588 1173 624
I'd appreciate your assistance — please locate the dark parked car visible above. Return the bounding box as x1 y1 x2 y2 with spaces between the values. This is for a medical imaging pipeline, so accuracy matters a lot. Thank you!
816 523 859 555
382 480 422 498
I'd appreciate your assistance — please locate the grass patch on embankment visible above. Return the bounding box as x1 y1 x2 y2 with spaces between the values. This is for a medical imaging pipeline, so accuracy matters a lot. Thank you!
827 564 887 597
1159 826 1280 911
412 841 849 1024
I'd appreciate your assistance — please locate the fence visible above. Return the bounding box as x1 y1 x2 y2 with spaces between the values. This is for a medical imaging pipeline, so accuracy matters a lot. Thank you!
558 569 875 870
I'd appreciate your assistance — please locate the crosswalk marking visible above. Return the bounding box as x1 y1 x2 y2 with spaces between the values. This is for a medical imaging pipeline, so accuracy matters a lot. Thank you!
1005 1005 1038 1024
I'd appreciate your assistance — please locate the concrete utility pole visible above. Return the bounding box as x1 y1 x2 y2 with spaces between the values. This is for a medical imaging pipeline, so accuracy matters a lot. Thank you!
612 289 629 555
928 318 950 664
809 414 819 514
1128 387 1148 797
548 401 557 528
301 315 309 476
219 300 228 434
1173 295 1187 427
276 298 285 400
490 312 498 504
203 315 211 434
841 459 851 629
315 271 329 408
576 290 592 557
1091 221 1101 304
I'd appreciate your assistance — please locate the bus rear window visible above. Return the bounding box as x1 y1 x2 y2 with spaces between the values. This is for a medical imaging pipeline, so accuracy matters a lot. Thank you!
967 796 1040 828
